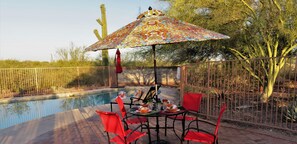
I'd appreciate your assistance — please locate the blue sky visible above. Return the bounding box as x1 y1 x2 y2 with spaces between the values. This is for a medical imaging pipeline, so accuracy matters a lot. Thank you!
0 0 168 61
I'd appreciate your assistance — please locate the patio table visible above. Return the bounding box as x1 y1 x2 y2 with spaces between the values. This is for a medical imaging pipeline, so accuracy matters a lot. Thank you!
129 107 186 144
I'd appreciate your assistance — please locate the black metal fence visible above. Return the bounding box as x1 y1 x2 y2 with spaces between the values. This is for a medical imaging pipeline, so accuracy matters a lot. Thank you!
182 56 297 132
0 67 109 98
0 66 179 98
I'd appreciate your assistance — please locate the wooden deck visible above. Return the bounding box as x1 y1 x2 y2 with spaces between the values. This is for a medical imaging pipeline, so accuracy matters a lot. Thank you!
24 104 297 144
26 104 185 144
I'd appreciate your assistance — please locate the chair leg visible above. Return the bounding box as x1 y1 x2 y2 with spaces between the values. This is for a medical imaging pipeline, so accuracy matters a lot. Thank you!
110 102 113 112
130 98 133 108
181 117 185 141
165 116 167 136
172 117 184 142
195 118 199 131
147 123 151 143
106 132 111 144
123 121 128 130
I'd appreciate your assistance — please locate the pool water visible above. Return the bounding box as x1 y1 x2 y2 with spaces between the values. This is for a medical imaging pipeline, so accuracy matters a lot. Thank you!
0 91 118 129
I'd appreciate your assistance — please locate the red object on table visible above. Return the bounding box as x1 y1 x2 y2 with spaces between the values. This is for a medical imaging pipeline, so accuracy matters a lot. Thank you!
115 49 122 73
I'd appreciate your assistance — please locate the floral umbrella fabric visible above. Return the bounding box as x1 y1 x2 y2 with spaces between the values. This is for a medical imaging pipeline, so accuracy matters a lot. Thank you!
86 8 229 51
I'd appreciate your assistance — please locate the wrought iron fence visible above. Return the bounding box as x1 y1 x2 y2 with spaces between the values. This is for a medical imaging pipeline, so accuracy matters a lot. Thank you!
118 66 179 86
0 67 109 98
181 56 297 132
0 66 179 99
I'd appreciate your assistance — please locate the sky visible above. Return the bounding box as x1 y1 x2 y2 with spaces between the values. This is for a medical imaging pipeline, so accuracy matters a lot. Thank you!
0 0 169 61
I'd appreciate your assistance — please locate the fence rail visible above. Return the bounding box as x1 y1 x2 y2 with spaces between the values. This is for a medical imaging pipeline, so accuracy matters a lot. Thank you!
118 66 179 86
0 67 109 98
0 66 179 99
181 56 297 132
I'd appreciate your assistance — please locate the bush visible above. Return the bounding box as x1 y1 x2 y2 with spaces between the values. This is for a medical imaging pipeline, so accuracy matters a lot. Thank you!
284 101 297 122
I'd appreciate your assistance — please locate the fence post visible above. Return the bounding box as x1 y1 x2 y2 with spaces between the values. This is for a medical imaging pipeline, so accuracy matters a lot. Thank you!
108 66 111 87
34 68 39 94
206 62 210 119
180 66 186 104
77 67 80 88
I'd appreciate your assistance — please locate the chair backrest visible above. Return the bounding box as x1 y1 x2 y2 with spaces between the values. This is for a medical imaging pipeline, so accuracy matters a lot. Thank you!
96 110 126 137
115 96 127 118
214 104 227 137
142 85 161 102
182 92 203 112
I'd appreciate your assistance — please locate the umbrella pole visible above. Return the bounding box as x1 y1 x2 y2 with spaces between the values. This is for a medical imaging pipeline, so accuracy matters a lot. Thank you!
153 45 157 85
115 53 118 88
152 45 158 102
153 45 161 143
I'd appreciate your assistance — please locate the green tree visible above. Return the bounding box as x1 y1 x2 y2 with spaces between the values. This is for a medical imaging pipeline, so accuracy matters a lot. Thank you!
55 42 89 62
163 0 297 102
123 48 174 67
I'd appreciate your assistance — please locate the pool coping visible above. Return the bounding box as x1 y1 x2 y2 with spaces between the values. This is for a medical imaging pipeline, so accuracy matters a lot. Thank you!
0 88 119 104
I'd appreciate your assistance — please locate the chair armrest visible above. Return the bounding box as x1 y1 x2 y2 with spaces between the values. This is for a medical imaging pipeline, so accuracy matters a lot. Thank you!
123 114 134 119
184 126 214 136
185 118 216 135
125 123 149 138
130 96 139 100
187 110 201 116
197 119 216 126
165 110 187 120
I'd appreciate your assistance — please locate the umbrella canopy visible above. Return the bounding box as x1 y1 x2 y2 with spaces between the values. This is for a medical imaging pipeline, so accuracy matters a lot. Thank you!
115 49 122 73
86 8 229 51
86 7 229 105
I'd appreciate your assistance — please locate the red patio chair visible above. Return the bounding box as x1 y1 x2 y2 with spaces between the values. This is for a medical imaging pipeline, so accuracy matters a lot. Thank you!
183 104 227 144
96 110 151 144
116 96 149 130
164 93 203 140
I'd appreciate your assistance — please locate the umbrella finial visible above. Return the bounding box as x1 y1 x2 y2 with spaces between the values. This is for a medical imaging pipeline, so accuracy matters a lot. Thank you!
137 7 164 19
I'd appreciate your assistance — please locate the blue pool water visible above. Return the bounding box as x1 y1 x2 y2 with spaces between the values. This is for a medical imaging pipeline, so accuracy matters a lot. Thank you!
0 91 119 129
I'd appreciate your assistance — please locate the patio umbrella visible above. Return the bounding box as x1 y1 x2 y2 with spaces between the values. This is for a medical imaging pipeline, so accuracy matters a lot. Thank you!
86 7 229 143
115 49 122 73
86 7 229 85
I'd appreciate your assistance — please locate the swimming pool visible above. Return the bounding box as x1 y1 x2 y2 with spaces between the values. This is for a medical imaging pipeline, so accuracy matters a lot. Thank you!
0 91 120 129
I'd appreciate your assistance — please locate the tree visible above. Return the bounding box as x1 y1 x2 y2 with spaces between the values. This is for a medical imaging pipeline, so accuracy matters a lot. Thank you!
55 42 89 62
163 0 297 102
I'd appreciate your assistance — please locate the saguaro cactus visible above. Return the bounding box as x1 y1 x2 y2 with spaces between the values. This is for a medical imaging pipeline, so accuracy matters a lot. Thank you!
93 4 109 66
